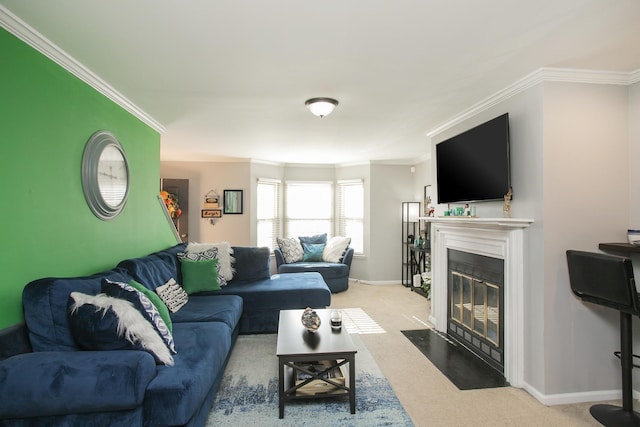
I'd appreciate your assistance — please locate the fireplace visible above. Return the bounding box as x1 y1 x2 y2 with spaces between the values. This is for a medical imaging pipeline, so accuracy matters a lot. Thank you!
447 249 504 373
428 217 533 387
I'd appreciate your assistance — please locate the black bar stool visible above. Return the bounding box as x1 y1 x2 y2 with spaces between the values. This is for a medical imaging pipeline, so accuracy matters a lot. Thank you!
566 250 640 426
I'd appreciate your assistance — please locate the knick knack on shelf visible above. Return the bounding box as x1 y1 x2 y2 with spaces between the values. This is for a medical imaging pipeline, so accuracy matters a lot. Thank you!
503 188 512 218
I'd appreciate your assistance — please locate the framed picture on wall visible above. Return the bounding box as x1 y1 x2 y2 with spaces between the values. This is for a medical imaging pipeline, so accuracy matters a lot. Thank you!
201 209 222 218
223 190 243 214
204 196 219 208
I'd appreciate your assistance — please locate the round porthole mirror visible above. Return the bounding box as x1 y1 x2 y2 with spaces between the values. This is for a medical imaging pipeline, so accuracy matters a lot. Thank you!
82 131 130 220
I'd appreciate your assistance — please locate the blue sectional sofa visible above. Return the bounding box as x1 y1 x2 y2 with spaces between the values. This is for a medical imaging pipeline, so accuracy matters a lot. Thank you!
0 243 331 427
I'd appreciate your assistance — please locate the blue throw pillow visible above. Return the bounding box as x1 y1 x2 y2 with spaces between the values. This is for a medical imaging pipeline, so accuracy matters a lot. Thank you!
231 246 270 281
299 233 327 245
302 243 325 262
67 292 174 365
102 279 176 355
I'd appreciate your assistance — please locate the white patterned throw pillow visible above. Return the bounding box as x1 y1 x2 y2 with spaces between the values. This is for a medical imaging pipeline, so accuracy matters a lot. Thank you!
156 278 189 313
186 242 234 281
323 236 351 263
277 237 304 263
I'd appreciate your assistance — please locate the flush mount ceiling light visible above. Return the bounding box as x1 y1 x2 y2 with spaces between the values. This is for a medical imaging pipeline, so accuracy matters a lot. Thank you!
305 97 339 118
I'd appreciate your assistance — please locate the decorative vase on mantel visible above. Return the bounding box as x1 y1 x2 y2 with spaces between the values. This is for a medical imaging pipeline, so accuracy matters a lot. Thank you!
503 188 512 218
301 307 321 333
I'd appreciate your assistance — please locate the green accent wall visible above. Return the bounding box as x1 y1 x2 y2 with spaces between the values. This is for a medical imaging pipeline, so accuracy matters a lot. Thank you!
0 28 178 328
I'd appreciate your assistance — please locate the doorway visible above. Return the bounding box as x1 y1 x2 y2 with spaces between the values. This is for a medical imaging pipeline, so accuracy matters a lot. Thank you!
160 178 189 242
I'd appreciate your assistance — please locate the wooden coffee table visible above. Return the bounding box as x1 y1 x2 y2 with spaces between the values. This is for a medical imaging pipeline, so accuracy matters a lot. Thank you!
276 309 357 418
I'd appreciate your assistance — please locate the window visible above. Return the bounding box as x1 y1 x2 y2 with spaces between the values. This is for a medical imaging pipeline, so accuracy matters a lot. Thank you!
337 180 364 254
257 177 365 255
285 181 332 238
256 178 281 251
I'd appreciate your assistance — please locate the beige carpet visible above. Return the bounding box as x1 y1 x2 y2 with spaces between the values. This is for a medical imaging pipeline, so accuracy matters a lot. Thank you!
330 281 613 427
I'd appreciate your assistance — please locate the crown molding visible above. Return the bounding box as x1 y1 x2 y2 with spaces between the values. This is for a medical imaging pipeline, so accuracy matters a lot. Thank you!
0 6 165 134
427 67 640 138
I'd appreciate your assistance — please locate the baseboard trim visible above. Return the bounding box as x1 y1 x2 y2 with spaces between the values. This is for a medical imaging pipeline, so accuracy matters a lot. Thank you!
351 279 400 286
522 381 640 406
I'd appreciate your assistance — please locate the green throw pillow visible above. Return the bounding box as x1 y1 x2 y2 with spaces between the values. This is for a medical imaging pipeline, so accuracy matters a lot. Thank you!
302 243 325 262
128 279 173 333
179 258 221 294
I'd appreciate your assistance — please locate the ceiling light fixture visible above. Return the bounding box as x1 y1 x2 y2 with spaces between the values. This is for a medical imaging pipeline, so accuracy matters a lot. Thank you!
305 97 339 118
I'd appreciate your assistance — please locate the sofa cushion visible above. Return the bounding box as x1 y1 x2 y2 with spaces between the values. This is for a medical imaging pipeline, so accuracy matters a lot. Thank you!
101 279 176 355
230 246 270 282
67 292 174 366
0 323 32 361
186 242 234 281
299 233 327 245
117 255 178 291
23 269 133 352
178 257 221 294
323 236 352 263
215 272 331 333
302 242 325 261
277 262 350 279
0 350 155 418
217 272 331 310
156 278 189 312
170 295 243 330
116 243 187 291
143 322 233 426
276 236 304 263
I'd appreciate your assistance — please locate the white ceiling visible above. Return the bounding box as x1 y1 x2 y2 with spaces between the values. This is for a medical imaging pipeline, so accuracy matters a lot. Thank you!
2 0 640 165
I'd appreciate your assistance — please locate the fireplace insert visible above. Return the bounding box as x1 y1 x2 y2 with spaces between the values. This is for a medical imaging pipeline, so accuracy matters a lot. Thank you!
447 249 504 373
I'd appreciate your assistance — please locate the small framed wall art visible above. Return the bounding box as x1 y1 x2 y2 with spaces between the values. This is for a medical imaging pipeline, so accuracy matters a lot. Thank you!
223 189 243 214
201 209 222 219
204 196 219 208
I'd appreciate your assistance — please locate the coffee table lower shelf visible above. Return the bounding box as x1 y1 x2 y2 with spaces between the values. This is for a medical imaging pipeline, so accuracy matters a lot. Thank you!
279 356 355 418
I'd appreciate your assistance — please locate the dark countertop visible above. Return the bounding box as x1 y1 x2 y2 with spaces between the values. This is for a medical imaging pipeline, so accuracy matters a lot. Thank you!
599 243 640 254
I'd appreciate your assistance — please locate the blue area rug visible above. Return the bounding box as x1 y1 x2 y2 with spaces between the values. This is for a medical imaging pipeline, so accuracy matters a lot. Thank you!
206 333 413 426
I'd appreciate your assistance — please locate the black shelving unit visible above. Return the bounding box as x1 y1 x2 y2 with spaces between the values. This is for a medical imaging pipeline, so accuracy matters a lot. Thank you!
402 202 421 286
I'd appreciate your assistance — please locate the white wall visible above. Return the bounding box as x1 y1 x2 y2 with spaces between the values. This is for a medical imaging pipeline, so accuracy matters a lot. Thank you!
543 82 629 395
366 164 415 282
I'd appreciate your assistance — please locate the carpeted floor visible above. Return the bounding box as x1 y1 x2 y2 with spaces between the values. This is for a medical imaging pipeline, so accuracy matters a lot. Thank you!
402 329 508 391
206 333 413 426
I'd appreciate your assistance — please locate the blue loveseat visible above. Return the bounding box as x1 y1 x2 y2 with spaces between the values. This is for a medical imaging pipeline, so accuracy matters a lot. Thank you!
0 243 331 427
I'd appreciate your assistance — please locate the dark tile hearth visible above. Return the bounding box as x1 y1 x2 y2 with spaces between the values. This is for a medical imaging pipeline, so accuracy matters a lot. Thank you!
402 329 508 391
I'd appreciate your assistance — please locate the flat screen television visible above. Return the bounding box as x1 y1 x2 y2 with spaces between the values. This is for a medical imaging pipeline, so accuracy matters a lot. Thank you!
436 113 511 204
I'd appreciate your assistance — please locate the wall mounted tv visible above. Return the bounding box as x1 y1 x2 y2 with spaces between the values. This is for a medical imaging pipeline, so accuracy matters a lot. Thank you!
436 113 511 204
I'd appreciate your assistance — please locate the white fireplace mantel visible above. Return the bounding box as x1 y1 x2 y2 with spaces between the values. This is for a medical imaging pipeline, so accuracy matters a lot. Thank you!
423 216 534 387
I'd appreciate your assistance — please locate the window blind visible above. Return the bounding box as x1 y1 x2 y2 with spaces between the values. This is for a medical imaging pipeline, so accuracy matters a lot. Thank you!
285 181 333 238
256 178 281 251
337 179 364 254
